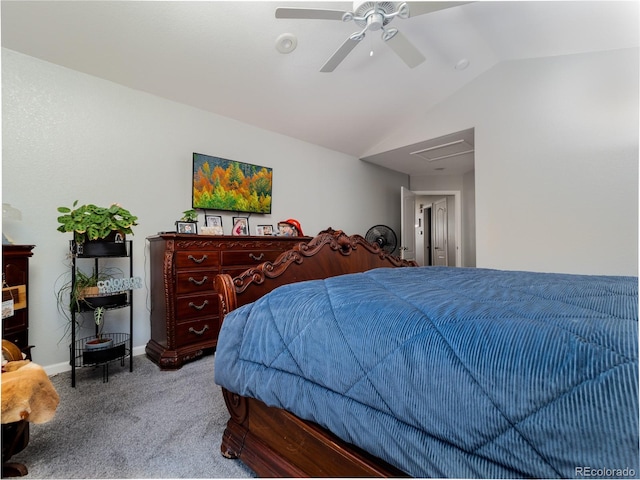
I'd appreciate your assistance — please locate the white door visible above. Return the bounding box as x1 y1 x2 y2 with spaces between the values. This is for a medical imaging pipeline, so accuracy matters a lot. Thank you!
401 187 416 261
433 197 448 266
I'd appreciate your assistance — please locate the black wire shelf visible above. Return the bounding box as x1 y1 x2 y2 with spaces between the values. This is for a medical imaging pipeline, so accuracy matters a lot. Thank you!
71 332 130 368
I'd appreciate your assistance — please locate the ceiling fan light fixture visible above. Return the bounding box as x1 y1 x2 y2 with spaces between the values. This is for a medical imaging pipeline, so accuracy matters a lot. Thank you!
350 31 366 42
354 1 396 27
275 33 297 54
381 27 398 42
367 12 384 30
397 2 410 19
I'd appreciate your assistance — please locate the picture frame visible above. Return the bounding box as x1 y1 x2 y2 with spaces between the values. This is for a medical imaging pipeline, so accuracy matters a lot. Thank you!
256 224 274 236
205 215 223 228
176 221 198 234
232 217 249 236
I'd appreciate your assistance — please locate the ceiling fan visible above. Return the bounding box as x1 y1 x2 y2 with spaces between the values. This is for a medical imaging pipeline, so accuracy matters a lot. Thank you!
275 1 468 72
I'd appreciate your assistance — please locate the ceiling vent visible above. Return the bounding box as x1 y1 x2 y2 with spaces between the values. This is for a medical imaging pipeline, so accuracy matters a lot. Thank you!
410 139 474 162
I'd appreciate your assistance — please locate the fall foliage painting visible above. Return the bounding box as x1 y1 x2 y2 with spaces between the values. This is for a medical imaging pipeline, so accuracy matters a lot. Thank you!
192 153 272 214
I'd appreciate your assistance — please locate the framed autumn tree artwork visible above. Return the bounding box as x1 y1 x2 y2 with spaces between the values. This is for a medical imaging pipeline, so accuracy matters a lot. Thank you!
192 153 272 214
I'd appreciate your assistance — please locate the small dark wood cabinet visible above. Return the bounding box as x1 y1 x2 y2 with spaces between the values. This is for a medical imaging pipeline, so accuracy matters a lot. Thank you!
2 244 35 358
146 234 309 369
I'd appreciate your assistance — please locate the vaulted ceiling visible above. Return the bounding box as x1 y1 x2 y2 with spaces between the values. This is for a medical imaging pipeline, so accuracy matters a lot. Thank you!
2 1 638 175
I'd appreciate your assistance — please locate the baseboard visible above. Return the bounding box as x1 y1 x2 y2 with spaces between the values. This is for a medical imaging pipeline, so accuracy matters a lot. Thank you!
43 345 147 377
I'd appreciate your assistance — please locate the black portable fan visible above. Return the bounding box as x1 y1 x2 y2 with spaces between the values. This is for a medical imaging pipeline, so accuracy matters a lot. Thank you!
365 225 398 254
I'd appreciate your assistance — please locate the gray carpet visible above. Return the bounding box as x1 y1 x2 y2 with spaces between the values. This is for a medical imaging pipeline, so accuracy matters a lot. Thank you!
9 354 256 478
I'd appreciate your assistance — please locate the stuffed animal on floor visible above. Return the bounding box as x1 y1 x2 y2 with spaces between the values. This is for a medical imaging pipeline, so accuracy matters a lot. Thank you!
1 360 59 424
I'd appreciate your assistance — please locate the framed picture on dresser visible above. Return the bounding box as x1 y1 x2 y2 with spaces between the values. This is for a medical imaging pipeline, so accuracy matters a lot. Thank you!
176 221 198 234
256 225 273 236
205 215 223 227
204 215 224 235
232 217 249 236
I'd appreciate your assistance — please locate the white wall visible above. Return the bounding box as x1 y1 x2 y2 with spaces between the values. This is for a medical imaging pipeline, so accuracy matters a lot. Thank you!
368 48 638 276
1 49 408 371
462 170 476 267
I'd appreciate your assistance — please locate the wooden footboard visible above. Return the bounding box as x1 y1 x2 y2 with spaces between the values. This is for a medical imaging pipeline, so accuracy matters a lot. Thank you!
220 388 407 477
216 228 417 311
215 228 417 477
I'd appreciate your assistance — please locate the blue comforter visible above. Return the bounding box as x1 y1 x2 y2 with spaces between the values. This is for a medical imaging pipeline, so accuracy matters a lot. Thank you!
215 267 639 478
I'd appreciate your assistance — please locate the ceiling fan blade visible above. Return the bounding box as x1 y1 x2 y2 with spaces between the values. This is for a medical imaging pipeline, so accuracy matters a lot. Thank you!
320 35 362 72
403 1 472 18
275 8 346 20
384 30 425 68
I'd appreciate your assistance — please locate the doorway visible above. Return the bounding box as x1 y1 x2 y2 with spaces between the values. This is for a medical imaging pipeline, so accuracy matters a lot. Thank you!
432 197 449 266
391 129 475 266
417 194 456 266
402 189 462 267
423 204 432 265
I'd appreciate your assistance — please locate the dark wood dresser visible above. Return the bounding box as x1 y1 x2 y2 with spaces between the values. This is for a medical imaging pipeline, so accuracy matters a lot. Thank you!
2 244 35 358
146 234 309 369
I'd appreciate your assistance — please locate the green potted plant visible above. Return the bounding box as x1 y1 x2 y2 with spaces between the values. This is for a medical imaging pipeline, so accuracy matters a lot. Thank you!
180 209 198 222
176 209 199 234
72 268 128 311
57 201 138 255
84 307 113 350
55 266 127 340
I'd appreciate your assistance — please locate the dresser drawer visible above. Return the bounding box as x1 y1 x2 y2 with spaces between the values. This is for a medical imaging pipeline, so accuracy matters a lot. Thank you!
221 249 284 266
176 270 217 294
175 318 218 346
175 251 220 269
176 293 219 322
2 310 27 335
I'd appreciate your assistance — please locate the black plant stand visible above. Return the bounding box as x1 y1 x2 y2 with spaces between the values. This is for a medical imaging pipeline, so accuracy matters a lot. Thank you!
69 240 134 387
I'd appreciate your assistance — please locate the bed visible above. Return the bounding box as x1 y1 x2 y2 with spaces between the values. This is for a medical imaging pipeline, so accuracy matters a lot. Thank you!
213 229 638 478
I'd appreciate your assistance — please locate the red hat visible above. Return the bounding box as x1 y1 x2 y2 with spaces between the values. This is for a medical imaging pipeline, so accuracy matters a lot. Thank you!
283 218 303 236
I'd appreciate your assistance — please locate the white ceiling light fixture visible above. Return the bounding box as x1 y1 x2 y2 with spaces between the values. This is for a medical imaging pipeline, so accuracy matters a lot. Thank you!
275 33 297 54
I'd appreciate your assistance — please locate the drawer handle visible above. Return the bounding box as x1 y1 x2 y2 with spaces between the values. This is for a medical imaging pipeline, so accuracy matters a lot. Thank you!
188 254 208 264
249 253 264 261
189 324 209 336
188 300 209 311
188 276 208 286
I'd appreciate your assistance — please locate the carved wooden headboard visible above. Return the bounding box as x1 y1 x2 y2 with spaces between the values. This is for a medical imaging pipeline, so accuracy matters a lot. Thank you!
215 228 418 316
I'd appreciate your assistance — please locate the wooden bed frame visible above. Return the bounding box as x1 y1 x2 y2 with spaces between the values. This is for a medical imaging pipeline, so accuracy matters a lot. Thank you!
214 229 417 477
